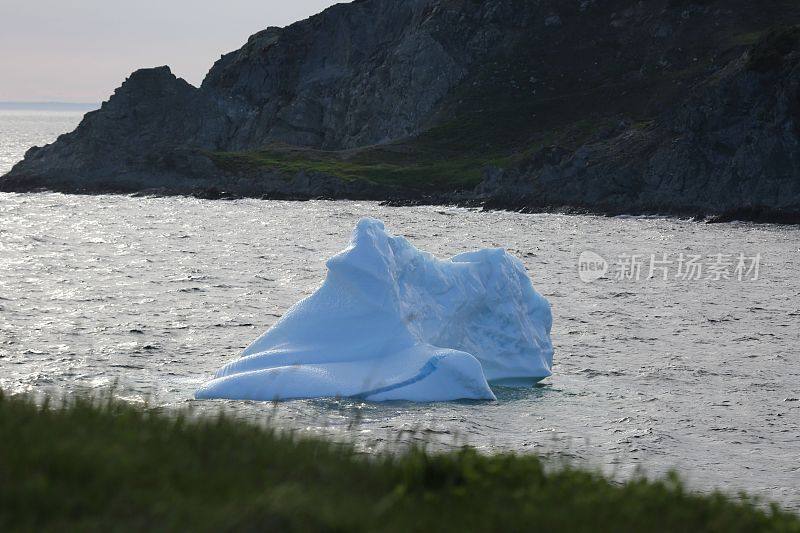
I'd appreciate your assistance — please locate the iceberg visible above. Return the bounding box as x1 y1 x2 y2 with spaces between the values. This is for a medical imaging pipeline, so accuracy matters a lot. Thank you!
196 218 553 402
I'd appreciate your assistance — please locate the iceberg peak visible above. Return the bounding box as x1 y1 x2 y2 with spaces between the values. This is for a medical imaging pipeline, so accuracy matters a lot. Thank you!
196 218 553 402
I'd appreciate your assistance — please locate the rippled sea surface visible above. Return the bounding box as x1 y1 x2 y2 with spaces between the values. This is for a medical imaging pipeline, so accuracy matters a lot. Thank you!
1 109 799 510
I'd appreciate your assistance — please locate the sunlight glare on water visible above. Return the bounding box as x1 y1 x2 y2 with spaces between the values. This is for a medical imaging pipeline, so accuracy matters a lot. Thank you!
1 108 798 510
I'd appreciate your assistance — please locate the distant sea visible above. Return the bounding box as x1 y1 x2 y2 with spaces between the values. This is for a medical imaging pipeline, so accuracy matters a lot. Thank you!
0 101 99 112
0 103 95 175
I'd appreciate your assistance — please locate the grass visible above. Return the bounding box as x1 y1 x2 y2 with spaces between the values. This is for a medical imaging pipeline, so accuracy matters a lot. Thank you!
209 143 511 192
206 113 611 193
0 392 798 532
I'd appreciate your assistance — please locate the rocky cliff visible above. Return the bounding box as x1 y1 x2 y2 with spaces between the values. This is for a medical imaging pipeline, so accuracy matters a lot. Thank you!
3 0 800 222
477 23 800 222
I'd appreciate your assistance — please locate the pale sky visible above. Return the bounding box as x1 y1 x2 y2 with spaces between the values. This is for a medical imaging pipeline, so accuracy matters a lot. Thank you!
0 1 344 103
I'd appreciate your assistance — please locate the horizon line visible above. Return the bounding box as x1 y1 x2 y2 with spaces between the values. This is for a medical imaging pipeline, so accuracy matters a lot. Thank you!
0 101 101 110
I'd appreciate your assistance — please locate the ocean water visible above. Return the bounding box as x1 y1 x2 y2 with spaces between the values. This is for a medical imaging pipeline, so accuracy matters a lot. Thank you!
1 109 799 510
0 108 90 175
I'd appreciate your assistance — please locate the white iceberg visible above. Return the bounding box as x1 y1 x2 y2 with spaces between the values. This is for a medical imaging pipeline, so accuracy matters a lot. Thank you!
196 218 553 402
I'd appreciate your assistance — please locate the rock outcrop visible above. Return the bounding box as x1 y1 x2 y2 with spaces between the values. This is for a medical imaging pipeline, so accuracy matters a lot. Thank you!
3 0 800 222
478 25 800 222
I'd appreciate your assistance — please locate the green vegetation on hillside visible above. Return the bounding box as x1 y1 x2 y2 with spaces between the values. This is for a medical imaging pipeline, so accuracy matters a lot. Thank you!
1 392 797 532
210 143 512 191
207 114 611 193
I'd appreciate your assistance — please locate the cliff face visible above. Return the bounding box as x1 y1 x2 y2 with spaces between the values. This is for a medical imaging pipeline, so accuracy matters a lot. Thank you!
480 27 800 219
201 0 466 149
3 0 800 221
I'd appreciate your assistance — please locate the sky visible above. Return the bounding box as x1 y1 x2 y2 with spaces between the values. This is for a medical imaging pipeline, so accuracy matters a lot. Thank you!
0 1 343 103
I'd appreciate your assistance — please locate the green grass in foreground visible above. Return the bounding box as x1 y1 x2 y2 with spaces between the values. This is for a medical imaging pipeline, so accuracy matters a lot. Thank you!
0 392 797 532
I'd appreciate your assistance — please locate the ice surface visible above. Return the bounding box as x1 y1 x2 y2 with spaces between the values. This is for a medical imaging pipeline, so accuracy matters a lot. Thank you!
196 218 553 402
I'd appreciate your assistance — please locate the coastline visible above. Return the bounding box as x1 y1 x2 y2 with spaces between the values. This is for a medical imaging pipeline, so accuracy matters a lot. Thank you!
3 183 799 226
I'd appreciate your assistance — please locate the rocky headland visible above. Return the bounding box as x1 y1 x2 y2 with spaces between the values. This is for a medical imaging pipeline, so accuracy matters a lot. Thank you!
3 0 800 223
